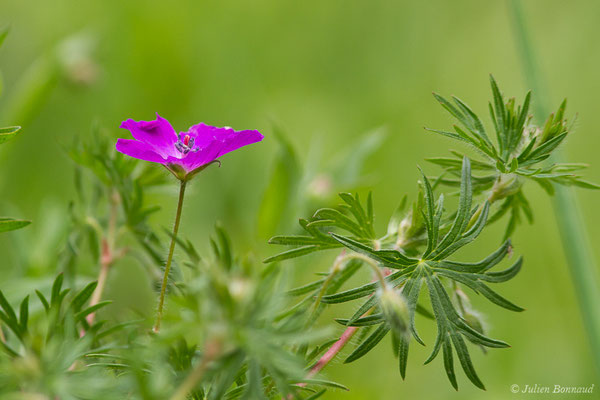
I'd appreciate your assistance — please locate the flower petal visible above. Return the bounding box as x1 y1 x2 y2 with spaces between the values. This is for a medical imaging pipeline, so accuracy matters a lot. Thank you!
120 113 178 158
116 138 167 164
218 129 264 155
180 139 226 171
181 124 263 171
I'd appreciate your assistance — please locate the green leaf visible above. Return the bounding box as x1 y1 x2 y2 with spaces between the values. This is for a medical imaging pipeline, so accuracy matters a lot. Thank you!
50 273 64 307
19 295 29 333
481 257 523 283
215 223 233 270
476 284 524 312
347 296 379 326
438 239 512 273
451 332 485 390
338 192 375 238
293 379 349 391
0 217 30 233
209 351 246 400
335 314 384 327
312 208 365 237
0 291 22 340
268 236 328 246
287 279 326 297
330 233 414 268
241 361 267 400
303 390 327 400
432 157 472 257
398 335 409 379
322 268 411 304
517 137 537 162
264 245 332 263
442 336 458 390
524 132 567 163
70 281 98 311
35 290 50 312
452 95 493 149
402 268 426 345
266 192 381 263
0 291 17 324
490 75 506 153
74 300 112 321
344 324 390 363
418 167 437 256
0 126 21 145
433 201 490 260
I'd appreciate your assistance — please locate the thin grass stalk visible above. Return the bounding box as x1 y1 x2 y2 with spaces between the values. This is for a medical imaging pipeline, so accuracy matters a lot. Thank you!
509 0 600 374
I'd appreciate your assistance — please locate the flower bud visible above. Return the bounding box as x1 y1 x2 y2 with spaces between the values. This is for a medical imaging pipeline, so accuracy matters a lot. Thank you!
489 173 522 203
378 286 410 339
228 277 254 302
394 195 425 249
462 310 485 335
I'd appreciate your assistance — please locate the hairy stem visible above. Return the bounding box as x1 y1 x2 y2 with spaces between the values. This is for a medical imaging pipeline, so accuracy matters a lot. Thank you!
154 180 187 333
509 0 600 374
85 239 111 325
307 322 362 378
305 253 389 380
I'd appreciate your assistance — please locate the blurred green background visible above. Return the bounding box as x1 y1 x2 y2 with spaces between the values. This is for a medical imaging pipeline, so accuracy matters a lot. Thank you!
1 0 599 398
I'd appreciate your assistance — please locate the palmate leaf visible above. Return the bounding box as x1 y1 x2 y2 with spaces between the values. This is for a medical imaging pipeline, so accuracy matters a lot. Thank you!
265 192 376 263
321 158 522 389
266 155 522 389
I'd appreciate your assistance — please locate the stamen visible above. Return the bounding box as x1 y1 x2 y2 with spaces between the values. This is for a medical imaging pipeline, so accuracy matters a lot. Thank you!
175 134 197 155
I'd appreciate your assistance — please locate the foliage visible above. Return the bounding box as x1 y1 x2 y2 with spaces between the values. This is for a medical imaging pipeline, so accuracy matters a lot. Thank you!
267 158 522 389
266 79 598 390
0 274 122 398
426 75 599 238
0 26 597 397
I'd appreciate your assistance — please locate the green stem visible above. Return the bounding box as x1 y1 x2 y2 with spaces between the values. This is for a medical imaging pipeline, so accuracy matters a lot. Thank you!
154 180 187 333
509 0 600 374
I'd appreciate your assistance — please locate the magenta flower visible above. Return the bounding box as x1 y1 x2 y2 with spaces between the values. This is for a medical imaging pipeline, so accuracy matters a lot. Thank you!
116 113 263 180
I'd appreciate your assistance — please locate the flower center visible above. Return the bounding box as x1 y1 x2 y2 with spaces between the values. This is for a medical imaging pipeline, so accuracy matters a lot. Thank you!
175 134 198 155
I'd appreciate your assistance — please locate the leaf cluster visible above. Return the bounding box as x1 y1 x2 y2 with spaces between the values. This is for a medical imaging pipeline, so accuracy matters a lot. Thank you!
267 158 523 389
427 75 599 238
0 274 125 398
157 226 349 399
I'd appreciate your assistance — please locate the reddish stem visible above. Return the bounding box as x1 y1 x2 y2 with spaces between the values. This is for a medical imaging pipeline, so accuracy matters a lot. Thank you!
85 239 112 326
303 268 391 382
307 325 360 378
